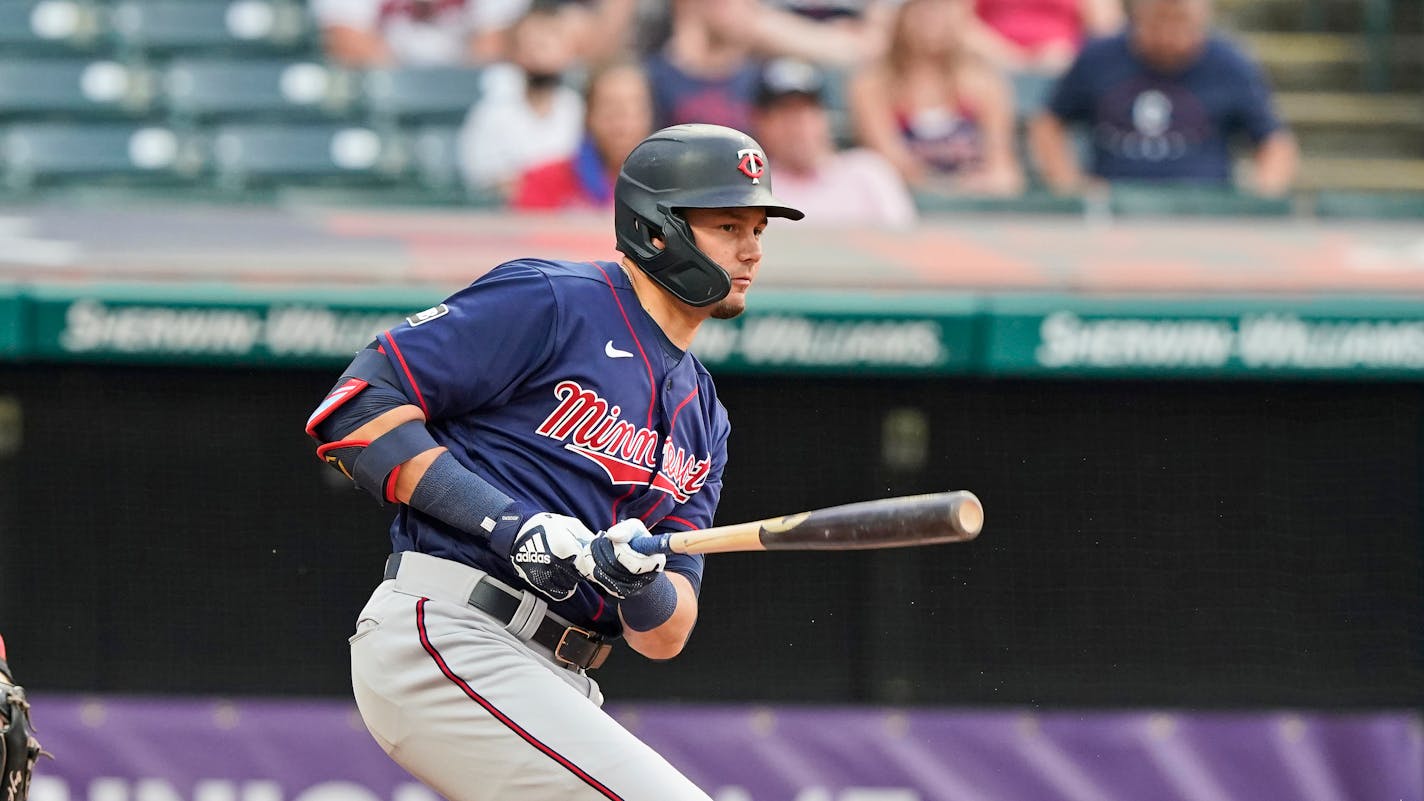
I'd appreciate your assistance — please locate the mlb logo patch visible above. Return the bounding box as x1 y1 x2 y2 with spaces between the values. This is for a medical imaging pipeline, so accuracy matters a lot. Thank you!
407 303 449 327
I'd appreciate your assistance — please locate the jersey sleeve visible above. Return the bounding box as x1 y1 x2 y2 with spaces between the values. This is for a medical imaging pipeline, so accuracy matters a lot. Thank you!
650 394 730 596
377 261 558 421
1046 42 1101 123
1225 46 1285 144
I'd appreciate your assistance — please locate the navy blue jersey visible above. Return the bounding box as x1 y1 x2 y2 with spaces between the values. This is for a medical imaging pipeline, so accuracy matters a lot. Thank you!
1047 32 1284 184
375 259 727 636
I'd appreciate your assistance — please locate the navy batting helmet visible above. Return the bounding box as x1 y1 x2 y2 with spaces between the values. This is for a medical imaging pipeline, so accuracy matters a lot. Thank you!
614 124 804 307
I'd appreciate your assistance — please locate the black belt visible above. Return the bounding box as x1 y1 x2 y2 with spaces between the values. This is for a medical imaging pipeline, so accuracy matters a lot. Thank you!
383 553 611 670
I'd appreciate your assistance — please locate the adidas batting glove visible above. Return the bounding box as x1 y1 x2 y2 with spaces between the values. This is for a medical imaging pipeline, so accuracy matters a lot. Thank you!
508 513 595 602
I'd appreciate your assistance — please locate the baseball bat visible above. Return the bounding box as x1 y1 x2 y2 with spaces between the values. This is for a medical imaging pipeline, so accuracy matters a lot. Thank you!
632 491 983 556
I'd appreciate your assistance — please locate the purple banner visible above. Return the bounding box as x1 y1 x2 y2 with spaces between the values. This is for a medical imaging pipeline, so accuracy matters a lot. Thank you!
26 695 1424 801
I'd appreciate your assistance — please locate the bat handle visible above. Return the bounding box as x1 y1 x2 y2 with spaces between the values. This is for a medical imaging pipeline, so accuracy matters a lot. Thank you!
629 532 676 556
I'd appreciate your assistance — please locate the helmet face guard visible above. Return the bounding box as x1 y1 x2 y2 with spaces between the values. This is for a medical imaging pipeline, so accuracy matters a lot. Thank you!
614 124 804 307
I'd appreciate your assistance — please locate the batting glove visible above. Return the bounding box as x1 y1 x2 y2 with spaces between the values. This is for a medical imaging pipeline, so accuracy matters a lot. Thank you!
507 513 596 602
576 519 668 599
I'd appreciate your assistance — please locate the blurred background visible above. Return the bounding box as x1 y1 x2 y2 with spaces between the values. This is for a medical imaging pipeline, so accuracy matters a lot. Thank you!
0 0 1422 798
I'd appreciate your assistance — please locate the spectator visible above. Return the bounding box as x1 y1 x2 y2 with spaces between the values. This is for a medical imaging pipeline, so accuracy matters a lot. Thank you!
848 0 1024 196
645 0 763 131
751 58 917 227
1027 0 1298 196
967 0 1125 75
511 60 655 211
752 0 895 67
311 0 528 67
458 6 585 193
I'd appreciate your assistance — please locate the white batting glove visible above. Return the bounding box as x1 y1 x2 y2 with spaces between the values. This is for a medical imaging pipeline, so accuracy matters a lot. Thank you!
509 513 596 602
575 519 667 599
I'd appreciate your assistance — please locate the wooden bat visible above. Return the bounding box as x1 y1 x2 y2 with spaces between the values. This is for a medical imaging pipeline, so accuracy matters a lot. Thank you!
631 491 983 556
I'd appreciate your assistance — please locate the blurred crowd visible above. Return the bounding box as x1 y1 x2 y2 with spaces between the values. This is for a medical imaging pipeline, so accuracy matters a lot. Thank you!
307 0 1299 224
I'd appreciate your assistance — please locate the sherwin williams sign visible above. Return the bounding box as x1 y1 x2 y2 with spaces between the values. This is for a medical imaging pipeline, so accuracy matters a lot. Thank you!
0 284 20 356
15 285 979 374
9 284 1424 378
984 296 1424 378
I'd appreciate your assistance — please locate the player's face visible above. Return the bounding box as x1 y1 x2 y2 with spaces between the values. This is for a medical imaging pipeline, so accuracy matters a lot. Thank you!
682 206 768 319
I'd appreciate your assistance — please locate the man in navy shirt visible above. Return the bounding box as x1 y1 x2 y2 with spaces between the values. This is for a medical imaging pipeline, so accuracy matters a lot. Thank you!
1028 0 1298 195
306 124 802 800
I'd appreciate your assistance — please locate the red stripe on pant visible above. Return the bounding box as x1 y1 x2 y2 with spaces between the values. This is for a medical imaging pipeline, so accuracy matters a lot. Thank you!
415 597 626 800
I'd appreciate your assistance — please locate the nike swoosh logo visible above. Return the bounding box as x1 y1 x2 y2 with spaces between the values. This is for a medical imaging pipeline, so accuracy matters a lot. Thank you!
605 340 634 359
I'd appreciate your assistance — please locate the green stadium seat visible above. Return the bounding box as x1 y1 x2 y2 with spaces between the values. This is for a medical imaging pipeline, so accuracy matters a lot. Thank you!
210 123 405 190
362 66 485 127
1314 190 1424 219
1107 183 1294 217
0 1 108 55
404 124 499 206
1 122 197 188
164 58 355 122
110 0 311 56
0 58 154 119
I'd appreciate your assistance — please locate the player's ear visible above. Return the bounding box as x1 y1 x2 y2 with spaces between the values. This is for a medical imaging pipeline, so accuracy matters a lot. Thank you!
651 235 666 250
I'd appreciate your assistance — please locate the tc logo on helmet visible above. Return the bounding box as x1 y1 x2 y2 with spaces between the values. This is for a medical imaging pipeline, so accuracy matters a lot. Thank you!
736 148 766 184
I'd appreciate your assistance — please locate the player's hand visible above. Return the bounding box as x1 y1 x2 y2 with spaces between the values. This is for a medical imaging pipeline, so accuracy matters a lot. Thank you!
575 519 667 599
507 513 595 602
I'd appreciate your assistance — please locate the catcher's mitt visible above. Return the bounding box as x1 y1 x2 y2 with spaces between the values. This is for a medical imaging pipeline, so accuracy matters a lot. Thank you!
0 660 44 801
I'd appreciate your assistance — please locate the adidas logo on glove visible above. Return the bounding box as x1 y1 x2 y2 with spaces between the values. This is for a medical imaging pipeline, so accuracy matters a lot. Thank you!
514 530 553 565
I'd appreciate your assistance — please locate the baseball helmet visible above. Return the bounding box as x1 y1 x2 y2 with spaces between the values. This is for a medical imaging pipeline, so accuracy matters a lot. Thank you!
614 124 804 307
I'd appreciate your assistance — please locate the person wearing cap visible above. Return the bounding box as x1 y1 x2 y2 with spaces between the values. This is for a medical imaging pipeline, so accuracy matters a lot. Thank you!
751 58 918 228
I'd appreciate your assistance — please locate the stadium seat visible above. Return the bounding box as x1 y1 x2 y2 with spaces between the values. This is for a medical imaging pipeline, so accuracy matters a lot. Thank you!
0 0 108 55
164 59 355 122
0 58 154 119
362 66 485 127
209 123 405 190
0 122 196 188
403 124 500 206
1314 190 1424 219
110 0 311 57
1107 183 1294 217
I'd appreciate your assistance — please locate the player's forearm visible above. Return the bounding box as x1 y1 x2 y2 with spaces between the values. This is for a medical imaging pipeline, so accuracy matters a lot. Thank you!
1028 114 1085 193
1250 131 1299 197
621 573 698 661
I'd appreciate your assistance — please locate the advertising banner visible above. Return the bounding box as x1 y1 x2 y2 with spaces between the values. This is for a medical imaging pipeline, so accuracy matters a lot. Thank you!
25 697 1423 801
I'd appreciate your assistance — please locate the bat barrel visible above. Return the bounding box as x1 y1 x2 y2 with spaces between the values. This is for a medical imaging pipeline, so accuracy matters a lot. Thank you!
758 490 983 551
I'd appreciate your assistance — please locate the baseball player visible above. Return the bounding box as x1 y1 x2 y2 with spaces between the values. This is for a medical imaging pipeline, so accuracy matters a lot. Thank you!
306 123 803 800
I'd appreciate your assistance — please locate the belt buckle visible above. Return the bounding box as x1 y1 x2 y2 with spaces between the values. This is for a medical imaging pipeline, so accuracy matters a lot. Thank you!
555 625 607 670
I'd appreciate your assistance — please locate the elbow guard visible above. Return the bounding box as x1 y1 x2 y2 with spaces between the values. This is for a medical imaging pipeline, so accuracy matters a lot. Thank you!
307 347 437 504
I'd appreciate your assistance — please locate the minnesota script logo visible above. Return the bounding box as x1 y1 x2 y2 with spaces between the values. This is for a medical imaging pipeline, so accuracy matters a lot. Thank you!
535 380 711 503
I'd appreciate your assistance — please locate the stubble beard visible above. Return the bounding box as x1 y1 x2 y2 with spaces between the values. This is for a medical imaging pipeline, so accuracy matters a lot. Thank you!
710 294 746 320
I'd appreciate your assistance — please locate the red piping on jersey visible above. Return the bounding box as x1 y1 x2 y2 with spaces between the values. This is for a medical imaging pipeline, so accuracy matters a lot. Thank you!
592 594 606 621
383 330 429 417
415 598 626 801
315 439 370 459
306 377 369 437
591 263 655 429
638 496 667 523
663 515 698 530
609 485 638 529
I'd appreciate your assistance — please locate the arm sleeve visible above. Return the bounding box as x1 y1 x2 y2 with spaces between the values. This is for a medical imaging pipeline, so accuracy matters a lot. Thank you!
376 261 558 420
649 397 730 596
